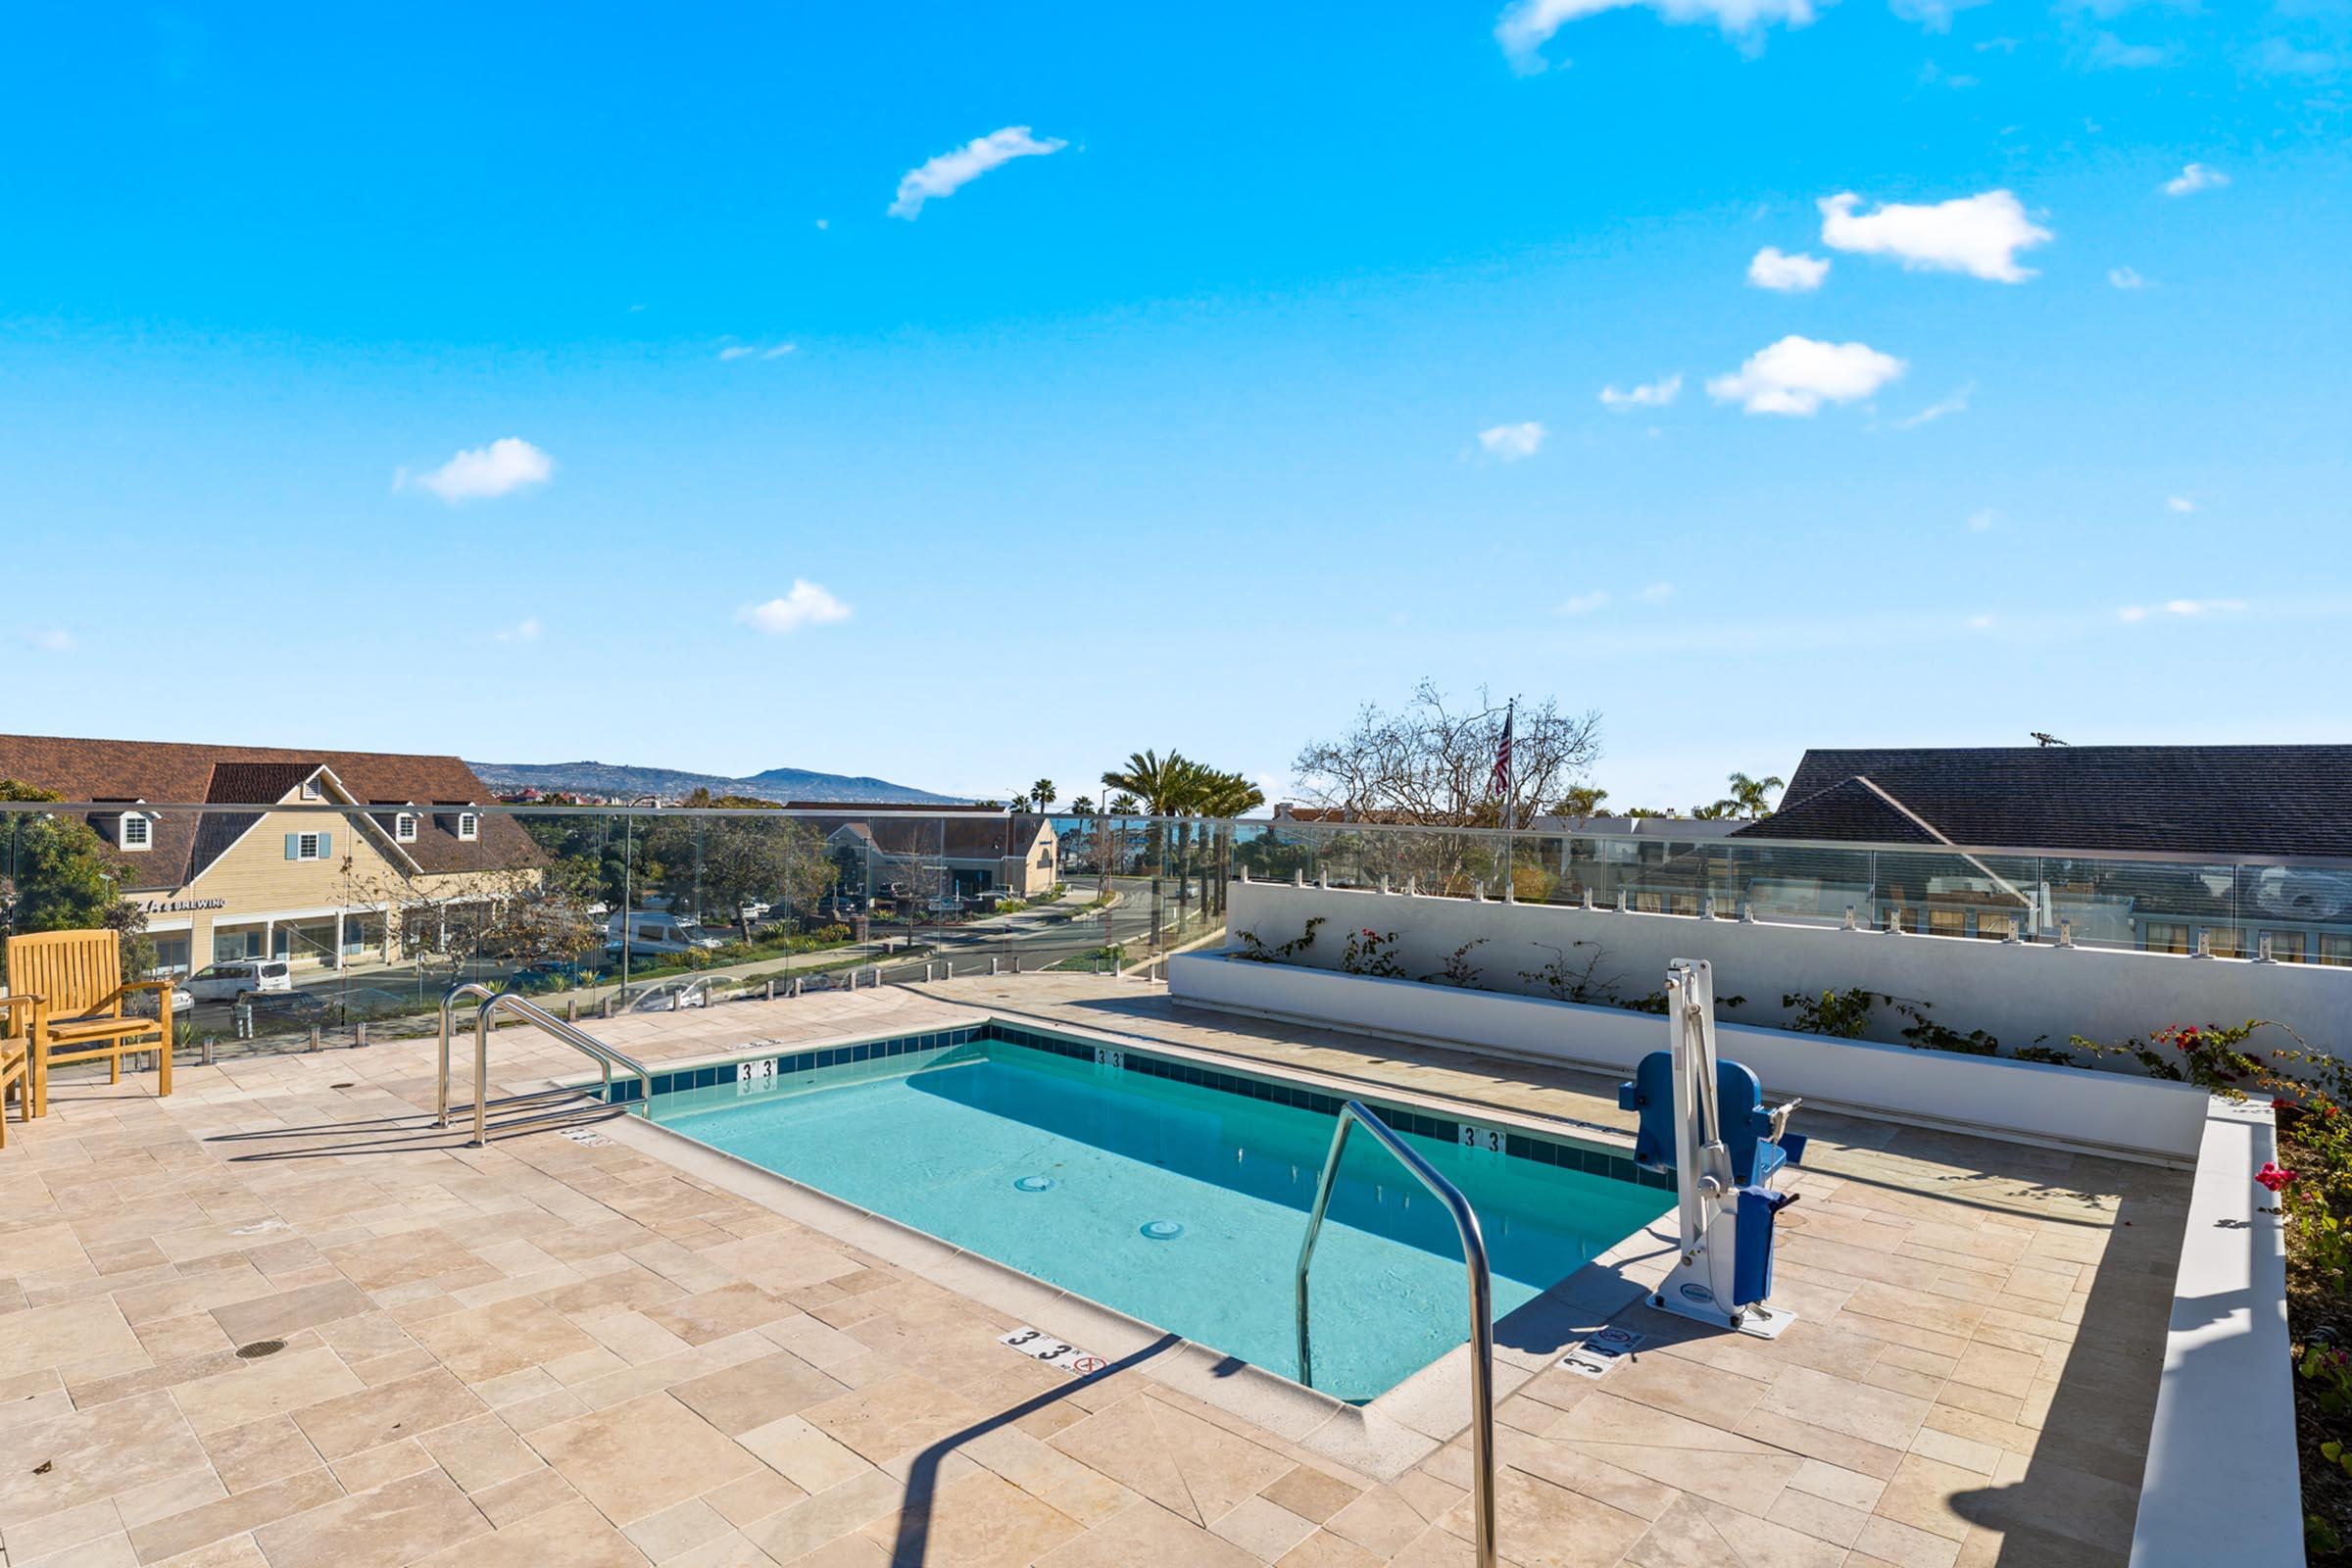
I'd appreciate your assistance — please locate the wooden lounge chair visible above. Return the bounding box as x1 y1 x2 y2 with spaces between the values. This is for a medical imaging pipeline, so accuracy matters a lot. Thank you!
2 929 173 1116
0 997 29 1147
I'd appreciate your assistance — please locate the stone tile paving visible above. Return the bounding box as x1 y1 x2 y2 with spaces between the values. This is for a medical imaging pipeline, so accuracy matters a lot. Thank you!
0 976 2185 1567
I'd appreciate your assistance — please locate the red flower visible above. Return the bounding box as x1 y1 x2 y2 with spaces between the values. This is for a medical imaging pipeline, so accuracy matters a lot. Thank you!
2256 1161 2298 1194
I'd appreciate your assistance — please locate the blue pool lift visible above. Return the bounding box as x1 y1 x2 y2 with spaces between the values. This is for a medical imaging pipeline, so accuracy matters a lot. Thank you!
1618 957 1808 1338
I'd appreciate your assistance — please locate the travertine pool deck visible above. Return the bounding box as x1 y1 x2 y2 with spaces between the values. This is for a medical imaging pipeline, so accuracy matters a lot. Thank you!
0 976 2187 1568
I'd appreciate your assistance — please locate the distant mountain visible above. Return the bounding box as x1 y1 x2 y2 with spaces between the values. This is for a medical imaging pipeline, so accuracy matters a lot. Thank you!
467 759 961 805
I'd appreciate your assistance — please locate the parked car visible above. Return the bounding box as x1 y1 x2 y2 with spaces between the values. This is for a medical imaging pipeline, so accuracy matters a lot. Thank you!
620 978 712 1012
125 986 195 1018
603 910 726 956
184 959 292 1003
239 989 330 1022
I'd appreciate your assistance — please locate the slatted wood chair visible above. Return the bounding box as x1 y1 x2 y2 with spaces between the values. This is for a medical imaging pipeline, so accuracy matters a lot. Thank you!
0 996 29 1147
2 929 173 1117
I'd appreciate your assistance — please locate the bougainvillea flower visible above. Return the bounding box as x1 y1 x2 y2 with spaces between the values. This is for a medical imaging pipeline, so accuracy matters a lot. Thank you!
2256 1162 2298 1193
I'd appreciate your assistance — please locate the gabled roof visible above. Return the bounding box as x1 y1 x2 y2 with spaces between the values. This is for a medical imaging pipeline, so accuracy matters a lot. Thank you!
1738 745 2352 858
0 733 541 890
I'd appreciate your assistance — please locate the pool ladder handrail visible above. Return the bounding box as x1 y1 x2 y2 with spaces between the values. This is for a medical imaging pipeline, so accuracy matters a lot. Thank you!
435 983 655 1147
1295 1101 1496 1568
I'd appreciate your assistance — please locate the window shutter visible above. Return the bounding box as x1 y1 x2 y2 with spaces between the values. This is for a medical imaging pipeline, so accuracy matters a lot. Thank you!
318 831 333 858
285 834 300 860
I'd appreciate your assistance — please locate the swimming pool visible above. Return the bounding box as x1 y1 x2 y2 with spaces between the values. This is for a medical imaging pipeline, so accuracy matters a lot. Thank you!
624 1023 1670 1402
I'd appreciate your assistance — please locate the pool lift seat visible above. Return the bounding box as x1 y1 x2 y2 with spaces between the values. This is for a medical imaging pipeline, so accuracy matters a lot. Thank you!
1618 957 1808 1339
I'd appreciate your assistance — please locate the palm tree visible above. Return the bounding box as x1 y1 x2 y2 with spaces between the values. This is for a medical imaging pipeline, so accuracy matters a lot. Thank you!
1030 779 1056 812
1069 795 1095 816
1101 753 1192 941
1100 751 1193 816
1552 784 1609 824
1189 768 1266 916
1725 771 1785 819
1691 800 1738 820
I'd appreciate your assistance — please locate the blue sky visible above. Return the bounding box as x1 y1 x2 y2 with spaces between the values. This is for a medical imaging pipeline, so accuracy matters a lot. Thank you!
4 2 2346 810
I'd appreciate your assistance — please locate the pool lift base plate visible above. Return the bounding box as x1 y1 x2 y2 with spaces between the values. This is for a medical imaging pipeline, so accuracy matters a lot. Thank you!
1649 1292 1796 1340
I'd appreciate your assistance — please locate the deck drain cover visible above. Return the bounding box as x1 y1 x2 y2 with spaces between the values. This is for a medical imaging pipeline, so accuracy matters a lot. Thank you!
234 1339 286 1360
1013 1175 1058 1193
1140 1219 1184 1241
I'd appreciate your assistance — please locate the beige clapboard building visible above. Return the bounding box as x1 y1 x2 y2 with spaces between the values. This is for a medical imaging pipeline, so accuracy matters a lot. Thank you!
0 735 543 976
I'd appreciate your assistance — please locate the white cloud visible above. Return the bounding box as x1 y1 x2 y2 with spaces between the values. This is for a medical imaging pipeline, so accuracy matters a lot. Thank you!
1890 0 1992 32
2108 266 2147 289
494 618 542 643
813 218 831 230
1967 508 1999 531
738 580 853 635
1556 590 1611 615
2087 31 2171 70
1598 374 1682 411
1746 246 1830 291
1494 0 1817 70
2119 597 2246 622
2165 495 2195 513
1478 420 1548 460
1636 581 1675 604
1706 335 1905 416
718 340 798 362
20 628 71 653
889 126 1065 219
2162 163 2229 197
396 438 554 504
1966 613 1995 630
1818 189 2052 282
2255 38 2337 77
1896 381 1974 428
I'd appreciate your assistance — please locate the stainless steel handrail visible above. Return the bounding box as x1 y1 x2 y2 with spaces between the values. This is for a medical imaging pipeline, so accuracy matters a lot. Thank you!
467 991 654 1147
1295 1101 1495 1568
436 983 655 1146
436 982 503 1127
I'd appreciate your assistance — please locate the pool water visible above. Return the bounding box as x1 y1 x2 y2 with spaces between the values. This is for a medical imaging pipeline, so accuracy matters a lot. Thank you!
645 1031 1668 1401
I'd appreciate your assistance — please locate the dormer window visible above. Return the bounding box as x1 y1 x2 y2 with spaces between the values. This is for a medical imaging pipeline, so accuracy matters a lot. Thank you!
121 813 151 851
457 812 479 841
395 812 417 843
300 777 323 801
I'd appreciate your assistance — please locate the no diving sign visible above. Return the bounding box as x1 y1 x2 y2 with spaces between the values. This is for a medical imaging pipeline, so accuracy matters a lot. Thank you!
1000 1327 1108 1377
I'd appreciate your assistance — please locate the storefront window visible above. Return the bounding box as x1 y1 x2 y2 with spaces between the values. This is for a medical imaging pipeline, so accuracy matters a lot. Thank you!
2143 922 2191 955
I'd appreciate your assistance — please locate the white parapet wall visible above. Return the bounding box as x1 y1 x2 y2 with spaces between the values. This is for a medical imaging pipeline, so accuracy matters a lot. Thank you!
2130 1096 2300 1568
1218 880 2348 1066
1170 948 2211 1161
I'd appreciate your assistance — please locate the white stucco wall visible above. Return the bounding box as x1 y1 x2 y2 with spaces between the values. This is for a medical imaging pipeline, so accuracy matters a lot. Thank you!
1169 949 2211 1162
1222 880 2348 1064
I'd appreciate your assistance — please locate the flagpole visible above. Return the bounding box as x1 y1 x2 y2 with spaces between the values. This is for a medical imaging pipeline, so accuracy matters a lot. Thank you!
1501 699 1514 897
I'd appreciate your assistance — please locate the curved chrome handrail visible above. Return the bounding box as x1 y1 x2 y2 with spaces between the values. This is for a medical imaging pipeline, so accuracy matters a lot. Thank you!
1295 1101 1496 1568
437 982 503 1128
468 992 654 1148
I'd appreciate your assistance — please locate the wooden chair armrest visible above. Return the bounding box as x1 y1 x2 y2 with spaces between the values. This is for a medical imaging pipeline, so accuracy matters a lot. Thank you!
101 981 175 1020
0 993 42 1026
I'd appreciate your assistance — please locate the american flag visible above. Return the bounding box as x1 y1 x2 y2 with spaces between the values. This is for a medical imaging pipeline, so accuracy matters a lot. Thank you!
1489 702 1514 800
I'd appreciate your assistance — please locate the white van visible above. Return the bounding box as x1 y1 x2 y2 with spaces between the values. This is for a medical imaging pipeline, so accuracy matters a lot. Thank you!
184 959 294 1002
604 910 725 956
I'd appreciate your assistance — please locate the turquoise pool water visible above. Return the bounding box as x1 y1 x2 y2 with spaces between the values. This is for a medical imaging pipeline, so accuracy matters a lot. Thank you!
643 1028 1669 1401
